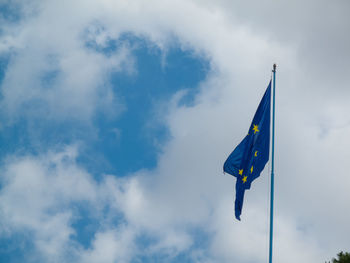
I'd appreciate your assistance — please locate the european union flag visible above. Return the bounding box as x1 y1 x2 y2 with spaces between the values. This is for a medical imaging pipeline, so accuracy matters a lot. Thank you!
223 82 271 220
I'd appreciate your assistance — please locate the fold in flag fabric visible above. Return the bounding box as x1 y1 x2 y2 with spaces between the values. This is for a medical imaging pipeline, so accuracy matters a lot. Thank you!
223 81 271 220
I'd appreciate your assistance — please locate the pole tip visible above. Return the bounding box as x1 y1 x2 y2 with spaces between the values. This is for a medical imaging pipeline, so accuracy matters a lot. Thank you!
272 64 277 72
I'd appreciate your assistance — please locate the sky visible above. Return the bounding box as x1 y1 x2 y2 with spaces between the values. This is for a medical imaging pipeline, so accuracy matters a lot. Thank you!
0 0 350 262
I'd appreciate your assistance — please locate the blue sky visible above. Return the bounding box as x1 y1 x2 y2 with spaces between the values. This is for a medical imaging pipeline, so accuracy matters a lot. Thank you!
0 26 209 263
89 34 208 175
0 31 208 174
1 1 350 263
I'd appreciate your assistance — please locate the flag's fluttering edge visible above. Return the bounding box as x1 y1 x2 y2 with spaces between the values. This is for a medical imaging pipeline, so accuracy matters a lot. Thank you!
223 82 271 220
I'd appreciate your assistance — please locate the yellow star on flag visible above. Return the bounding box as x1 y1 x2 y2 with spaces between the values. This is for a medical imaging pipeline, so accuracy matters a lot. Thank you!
242 176 247 183
239 169 243 175
252 124 259 134
250 166 253 173
254 151 258 157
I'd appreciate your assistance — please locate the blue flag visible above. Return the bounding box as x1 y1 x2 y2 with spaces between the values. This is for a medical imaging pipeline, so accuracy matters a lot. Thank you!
223 82 271 220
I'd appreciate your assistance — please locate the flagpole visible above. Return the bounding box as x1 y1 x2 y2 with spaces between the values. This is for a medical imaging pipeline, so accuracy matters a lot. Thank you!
269 64 276 263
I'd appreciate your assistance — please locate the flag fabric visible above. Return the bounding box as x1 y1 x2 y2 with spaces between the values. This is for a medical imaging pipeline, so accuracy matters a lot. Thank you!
223 81 271 220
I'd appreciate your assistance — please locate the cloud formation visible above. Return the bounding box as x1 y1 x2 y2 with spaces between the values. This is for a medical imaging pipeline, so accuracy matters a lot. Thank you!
1 0 350 262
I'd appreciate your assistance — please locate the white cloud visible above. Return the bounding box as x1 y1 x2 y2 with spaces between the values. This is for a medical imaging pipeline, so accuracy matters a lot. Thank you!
0 146 94 259
0 1 133 122
1 0 350 262
0 147 197 262
79 228 136 263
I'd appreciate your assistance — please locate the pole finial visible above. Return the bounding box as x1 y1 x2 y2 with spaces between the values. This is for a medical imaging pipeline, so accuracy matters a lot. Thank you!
272 64 276 72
